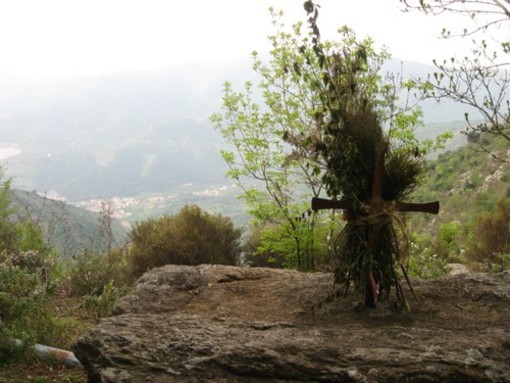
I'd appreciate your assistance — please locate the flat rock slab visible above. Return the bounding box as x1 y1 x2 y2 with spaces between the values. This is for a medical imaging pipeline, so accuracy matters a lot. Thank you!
73 265 510 382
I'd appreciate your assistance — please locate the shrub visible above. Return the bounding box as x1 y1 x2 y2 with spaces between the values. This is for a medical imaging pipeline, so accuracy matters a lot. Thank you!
465 197 510 271
63 248 132 327
128 205 241 278
0 168 78 361
0 251 73 360
0 253 44 322
0 322 24 363
67 248 131 296
407 233 449 279
83 281 129 323
436 221 462 262
474 191 497 214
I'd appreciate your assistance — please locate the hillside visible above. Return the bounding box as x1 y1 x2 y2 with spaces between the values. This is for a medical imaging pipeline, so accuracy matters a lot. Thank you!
407 133 510 269
11 189 128 257
413 135 509 221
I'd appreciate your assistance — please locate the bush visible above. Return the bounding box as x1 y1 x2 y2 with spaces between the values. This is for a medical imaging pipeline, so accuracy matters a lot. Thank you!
63 248 132 327
0 168 78 361
128 205 242 278
83 281 129 323
465 197 510 271
436 221 462 262
0 322 23 363
0 251 73 360
67 248 130 296
407 233 449 279
0 253 44 322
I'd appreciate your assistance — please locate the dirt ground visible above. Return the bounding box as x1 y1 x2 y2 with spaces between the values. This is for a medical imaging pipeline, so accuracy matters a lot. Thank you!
145 265 509 329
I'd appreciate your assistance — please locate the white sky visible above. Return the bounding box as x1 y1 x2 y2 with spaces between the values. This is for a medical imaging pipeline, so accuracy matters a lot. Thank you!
0 0 479 79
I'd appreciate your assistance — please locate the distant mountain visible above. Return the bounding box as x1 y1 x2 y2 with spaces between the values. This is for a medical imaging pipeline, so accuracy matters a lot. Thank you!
8 117 230 200
0 66 241 200
0 59 477 202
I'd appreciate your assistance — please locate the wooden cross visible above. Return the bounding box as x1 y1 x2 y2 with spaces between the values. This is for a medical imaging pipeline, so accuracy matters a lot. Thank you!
311 142 439 307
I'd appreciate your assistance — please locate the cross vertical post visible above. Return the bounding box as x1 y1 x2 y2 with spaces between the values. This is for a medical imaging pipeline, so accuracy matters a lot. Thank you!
311 143 439 308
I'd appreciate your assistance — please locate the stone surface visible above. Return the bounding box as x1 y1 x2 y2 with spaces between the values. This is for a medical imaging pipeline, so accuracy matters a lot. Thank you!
73 265 510 382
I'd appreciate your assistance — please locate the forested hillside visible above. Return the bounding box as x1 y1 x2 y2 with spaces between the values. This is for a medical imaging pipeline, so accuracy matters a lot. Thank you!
409 134 510 273
10 189 127 257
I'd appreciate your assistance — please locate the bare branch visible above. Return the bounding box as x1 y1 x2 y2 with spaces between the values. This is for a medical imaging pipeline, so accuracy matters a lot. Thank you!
401 0 510 34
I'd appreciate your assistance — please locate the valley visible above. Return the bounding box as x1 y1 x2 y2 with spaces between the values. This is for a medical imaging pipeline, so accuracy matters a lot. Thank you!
71 181 246 226
0 58 470 202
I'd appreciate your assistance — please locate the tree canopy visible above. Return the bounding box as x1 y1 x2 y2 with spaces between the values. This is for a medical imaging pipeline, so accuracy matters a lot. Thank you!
128 205 241 277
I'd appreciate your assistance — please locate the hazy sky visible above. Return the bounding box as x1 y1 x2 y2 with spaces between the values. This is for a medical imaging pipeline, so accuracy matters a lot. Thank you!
0 0 475 79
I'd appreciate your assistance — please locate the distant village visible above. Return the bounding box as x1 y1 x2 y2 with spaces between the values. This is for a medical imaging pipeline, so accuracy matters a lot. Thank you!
40 183 240 221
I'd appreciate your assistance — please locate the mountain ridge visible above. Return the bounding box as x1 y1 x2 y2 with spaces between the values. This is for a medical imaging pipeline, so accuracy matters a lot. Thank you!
0 58 475 202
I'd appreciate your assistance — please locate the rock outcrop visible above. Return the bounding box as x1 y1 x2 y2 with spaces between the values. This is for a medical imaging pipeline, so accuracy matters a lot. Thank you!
73 265 510 382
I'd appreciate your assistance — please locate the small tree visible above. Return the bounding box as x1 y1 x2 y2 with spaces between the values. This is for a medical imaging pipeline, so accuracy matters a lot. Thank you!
211 6 440 271
242 220 333 268
98 200 116 267
0 168 17 253
128 205 241 278
242 223 286 268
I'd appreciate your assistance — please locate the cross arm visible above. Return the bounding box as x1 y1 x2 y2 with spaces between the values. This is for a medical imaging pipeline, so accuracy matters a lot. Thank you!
395 201 439 215
311 197 439 215
311 197 355 212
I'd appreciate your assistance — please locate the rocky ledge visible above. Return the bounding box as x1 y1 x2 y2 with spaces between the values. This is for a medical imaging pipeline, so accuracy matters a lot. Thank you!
73 265 510 382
